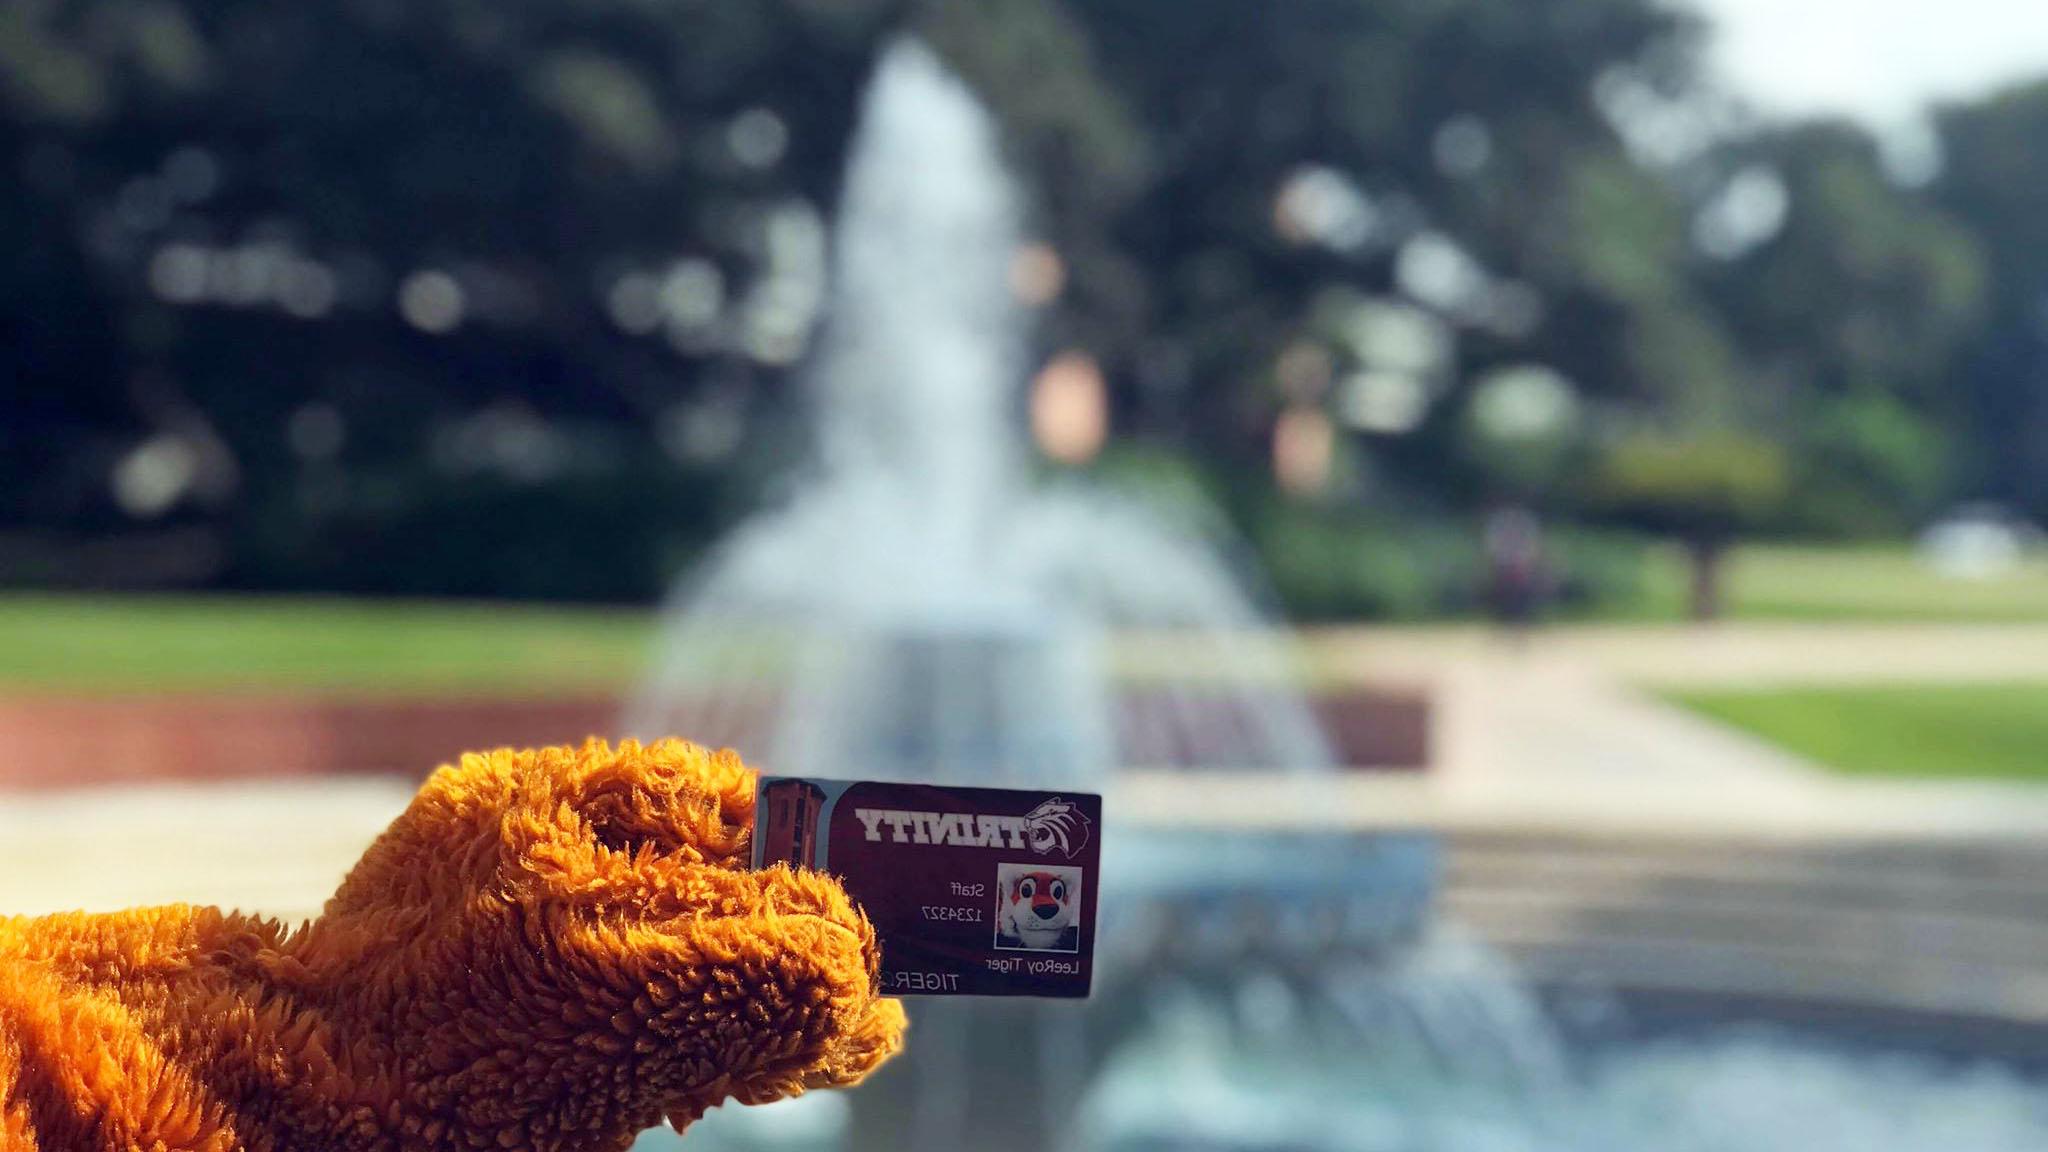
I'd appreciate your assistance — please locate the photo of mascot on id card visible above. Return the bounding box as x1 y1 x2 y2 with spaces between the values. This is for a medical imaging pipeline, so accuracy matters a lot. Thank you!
994 863 1083 953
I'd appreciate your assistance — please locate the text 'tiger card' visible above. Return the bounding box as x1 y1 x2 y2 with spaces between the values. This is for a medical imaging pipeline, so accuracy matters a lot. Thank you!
753 777 1101 998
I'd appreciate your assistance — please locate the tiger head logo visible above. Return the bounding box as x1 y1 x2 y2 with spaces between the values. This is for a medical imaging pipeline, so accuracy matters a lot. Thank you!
1022 797 1090 859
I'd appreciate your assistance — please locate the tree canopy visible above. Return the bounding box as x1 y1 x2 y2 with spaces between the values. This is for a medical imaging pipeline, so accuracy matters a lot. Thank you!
1 0 2036 603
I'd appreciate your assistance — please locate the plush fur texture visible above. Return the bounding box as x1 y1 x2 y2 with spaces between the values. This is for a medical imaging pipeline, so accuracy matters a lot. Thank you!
0 739 906 1151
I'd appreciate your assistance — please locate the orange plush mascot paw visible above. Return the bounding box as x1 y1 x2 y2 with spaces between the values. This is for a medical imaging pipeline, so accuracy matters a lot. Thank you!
0 739 906 1151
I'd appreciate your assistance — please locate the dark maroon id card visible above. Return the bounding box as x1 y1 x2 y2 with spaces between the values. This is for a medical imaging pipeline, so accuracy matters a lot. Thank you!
752 778 1101 998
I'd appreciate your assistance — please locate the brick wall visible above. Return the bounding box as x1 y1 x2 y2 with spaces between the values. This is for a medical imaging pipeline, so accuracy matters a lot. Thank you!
0 688 1426 789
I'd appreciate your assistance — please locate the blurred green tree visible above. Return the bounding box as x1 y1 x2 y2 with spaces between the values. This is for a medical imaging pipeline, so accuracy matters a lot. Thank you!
1585 430 1789 619
1 0 900 597
1687 123 1986 534
1935 81 2048 523
1061 0 1727 475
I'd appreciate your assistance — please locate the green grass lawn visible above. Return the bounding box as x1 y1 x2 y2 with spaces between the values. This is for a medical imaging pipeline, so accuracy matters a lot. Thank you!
0 594 656 693
1669 682 2048 782
1 539 2042 693
1636 544 2048 622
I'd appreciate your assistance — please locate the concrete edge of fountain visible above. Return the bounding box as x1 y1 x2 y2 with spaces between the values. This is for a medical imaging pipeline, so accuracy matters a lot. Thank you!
1108 770 2048 845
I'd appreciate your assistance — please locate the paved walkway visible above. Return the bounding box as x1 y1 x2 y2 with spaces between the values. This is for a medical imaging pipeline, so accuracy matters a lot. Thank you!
1308 621 2048 688
0 779 413 921
1311 622 2048 841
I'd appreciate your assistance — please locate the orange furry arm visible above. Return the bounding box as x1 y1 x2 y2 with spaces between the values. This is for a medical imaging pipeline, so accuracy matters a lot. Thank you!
0 739 906 1152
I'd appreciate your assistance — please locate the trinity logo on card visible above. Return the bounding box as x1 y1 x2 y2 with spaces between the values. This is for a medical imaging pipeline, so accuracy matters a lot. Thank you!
852 796 1092 860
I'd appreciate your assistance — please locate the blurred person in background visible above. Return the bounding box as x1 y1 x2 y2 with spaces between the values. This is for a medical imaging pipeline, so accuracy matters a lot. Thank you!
1483 502 1550 641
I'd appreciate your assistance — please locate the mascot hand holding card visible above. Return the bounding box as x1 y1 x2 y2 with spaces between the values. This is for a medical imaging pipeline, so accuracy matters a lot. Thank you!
0 740 905 1152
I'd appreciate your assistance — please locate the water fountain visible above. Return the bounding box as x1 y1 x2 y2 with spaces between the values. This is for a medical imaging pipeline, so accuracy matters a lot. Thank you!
625 37 1436 1150
624 39 1335 788
630 36 2048 1152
